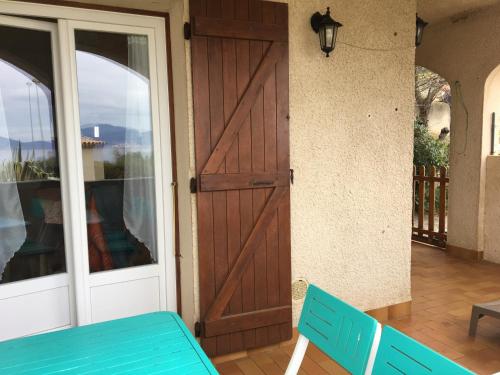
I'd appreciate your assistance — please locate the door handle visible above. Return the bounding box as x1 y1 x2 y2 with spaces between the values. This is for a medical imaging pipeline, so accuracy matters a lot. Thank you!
252 180 274 186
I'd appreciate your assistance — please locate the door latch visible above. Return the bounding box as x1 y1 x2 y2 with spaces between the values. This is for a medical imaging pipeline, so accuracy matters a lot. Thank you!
194 321 201 337
184 22 191 40
190 177 197 193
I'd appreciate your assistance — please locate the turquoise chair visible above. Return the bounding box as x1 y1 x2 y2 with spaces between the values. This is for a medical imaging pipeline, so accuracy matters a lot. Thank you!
372 326 476 374
286 284 381 375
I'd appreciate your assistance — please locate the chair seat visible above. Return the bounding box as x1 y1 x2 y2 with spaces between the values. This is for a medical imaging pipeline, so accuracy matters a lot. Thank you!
372 326 475 375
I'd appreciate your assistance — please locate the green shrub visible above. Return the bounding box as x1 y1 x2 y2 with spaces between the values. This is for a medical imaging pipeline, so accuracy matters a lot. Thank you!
413 120 449 168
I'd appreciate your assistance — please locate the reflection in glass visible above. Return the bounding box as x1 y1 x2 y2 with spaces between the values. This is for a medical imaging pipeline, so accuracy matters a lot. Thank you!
74 31 157 273
0 26 66 284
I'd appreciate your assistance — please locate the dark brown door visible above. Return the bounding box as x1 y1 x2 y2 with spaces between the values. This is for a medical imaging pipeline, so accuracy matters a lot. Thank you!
190 0 291 357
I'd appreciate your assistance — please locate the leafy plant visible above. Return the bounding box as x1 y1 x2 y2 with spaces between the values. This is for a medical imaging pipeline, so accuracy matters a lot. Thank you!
414 120 449 168
103 149 153 180
413 121 449 215
0 142 55 182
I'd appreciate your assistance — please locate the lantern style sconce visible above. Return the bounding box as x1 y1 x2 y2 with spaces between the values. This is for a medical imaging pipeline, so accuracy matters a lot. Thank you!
310 7 342 57
416 14 428 47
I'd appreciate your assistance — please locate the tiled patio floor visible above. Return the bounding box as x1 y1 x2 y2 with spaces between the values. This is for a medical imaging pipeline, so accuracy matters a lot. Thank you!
214 242 500 375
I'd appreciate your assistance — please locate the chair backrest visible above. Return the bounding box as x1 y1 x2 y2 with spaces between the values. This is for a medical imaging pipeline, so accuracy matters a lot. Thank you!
298 284 379 375
372 326 475 375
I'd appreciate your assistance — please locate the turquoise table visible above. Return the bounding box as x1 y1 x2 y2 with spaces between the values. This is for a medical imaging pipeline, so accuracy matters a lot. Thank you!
0 312 218 374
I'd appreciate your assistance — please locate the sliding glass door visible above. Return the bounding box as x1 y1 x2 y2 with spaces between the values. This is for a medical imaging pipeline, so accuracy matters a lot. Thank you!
65 21 168 324
0 15 73 341
0 7 173 341
75 30 157 273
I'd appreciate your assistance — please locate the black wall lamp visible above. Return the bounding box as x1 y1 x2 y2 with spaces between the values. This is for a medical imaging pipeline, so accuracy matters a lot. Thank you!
311 7 342 57
416 14 428 47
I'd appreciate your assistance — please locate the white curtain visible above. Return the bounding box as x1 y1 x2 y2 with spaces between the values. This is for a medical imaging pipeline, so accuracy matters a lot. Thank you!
123 35 157 261
0 88 27 280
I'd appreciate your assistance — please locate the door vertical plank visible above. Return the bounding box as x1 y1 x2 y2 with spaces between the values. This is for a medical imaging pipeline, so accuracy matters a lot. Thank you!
221 0 235 19
192 0 214 353
275 1 292 343
249 0 268 348
222 0 244 354
261 1 281 345
190 0 207 17
192 29 217 355
235 0 256 350
207 0 230 356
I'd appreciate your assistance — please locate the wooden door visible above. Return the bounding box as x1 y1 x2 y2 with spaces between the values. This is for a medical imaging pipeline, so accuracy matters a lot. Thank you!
190 0 291 357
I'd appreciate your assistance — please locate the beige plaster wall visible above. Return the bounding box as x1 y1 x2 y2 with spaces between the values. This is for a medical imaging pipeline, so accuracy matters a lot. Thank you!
284 0 415 322
416 3 500 256
484 156 500 263
484 65 500 155
482 68 500 263
427 102 451 137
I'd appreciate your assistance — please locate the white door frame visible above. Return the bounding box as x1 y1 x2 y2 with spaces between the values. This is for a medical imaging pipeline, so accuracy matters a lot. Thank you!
0 14 75 337
61 19 171 325
0 1 176 328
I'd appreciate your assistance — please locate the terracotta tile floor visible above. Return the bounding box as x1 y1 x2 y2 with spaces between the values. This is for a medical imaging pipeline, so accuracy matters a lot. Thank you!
214 242 500 375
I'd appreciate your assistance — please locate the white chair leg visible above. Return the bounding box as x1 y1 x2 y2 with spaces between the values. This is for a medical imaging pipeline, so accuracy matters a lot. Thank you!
364 323 382 375
285 334 310 375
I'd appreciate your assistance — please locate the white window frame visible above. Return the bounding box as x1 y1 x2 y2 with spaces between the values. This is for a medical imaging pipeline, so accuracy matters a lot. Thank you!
0 13 76 334
0 1 176 326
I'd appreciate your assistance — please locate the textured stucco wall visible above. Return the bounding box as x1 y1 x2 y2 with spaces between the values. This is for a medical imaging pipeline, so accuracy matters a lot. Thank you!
417 3 500 256
427 102 451 137
285 0 414 322
180 0 415 326
418 0 500 24
484 156 500 263
483 66 500 264
484 65 500 155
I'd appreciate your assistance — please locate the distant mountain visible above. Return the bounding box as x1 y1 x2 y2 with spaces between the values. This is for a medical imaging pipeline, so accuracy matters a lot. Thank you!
81 124 152 146
0 137 11 148
0 136 54 150
0 124 152 152
22 140 55 149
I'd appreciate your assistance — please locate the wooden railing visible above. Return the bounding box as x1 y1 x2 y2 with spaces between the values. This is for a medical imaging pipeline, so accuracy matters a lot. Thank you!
412 166 449 248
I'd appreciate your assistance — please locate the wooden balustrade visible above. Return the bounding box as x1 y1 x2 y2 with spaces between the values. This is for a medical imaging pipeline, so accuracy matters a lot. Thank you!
412 166 449 248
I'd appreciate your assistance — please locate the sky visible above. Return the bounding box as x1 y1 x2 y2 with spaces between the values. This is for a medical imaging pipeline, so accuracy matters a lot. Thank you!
0 51 152 146
75 50 152 133
0 58 53 143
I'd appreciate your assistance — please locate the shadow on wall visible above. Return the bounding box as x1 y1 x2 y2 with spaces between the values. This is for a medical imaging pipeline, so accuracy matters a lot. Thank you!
484 64 500 155
482 65 500 264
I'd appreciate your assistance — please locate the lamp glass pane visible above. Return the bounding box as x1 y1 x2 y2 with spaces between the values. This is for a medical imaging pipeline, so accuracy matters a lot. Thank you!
416 28 423 43
325 26 334 49
319 27 326 50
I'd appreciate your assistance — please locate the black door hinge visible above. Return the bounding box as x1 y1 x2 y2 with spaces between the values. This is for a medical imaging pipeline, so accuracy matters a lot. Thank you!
184 22 191 40
290 169 294 185
190 177 197 193
194 321 201 337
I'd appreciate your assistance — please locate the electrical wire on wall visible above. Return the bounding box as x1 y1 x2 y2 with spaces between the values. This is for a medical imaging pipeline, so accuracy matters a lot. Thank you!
336 40 415 52
453 81 469 156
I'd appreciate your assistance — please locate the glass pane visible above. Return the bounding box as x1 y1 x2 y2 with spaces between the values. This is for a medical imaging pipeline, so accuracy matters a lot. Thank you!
0 25 66 284
74 30 157 273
